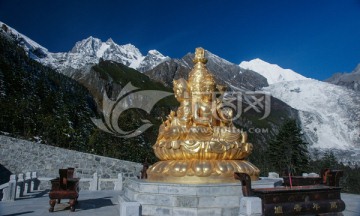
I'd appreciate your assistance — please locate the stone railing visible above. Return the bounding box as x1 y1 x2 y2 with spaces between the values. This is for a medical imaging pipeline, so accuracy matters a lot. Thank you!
37 172 124 191
1 171 125 201
1 172 39 201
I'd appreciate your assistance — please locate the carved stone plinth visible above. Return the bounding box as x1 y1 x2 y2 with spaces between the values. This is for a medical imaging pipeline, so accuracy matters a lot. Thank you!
119 178 281 216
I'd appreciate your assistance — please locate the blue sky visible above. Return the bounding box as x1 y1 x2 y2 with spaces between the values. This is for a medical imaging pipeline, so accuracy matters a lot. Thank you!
1 0 360 80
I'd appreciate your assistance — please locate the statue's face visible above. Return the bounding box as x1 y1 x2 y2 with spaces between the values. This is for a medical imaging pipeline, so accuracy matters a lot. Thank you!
174 85 185 100
201 84 214 95
202 93 212 102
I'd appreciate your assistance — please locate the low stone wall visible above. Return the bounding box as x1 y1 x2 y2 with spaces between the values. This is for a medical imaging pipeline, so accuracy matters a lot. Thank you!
0 135 142 190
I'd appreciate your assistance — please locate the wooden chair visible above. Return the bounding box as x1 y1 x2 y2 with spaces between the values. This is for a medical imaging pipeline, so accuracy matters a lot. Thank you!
49 168 80 212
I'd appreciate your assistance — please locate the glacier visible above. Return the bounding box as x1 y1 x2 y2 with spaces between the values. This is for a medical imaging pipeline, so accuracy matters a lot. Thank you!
264 79 360 150
240 57 360 151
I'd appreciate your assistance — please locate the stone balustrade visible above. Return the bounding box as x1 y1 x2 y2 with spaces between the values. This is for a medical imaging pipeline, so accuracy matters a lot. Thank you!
1 172 39 201
0 171 124 201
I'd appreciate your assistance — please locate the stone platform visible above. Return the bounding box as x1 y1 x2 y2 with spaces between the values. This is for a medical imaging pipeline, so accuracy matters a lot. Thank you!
119 178 282 216
0 189 358 216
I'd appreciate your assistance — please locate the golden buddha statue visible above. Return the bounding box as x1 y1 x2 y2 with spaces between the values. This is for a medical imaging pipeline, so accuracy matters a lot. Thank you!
147 47 259 183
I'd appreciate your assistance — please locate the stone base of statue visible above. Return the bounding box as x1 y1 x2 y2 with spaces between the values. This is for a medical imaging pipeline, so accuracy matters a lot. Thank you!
118 178 282 216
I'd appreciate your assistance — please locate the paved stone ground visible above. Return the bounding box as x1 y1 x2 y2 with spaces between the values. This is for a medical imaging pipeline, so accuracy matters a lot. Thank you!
0 191 359 216
342 193 360 216
0 190 120 216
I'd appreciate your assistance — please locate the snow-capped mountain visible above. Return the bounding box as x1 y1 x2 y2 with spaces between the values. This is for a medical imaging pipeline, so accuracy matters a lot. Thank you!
240 58 308 84
146 50 269 90
146 50 360 153
239 56 360 154
0 21 169 74
264 80 360 150
41 36 169 73
249 57 360 152
2 20 360 155
137 50 170 72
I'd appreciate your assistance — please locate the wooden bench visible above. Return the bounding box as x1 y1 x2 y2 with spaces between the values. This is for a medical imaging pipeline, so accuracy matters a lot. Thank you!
49 168 80 212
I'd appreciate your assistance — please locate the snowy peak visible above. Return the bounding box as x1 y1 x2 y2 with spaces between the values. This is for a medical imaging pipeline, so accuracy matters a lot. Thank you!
0 21 168 74
205 50 234 66
148 50 162 55
137 50 170 72
239 58 307 84
62 37 167 72
0 21 49 60
70 36 102 55
68 36 143 65
106 38 114 43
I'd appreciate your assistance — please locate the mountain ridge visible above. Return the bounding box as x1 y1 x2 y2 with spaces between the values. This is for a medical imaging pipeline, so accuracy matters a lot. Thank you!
0 21 169 75
2 20 360 156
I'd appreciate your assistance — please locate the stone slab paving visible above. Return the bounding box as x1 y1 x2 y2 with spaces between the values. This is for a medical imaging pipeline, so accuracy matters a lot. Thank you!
0 190 359 216
341 193 360 216
0 190 120 216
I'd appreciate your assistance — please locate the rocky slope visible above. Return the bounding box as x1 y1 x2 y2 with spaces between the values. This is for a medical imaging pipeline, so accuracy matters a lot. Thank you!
326 64 360 92
145 51 269 90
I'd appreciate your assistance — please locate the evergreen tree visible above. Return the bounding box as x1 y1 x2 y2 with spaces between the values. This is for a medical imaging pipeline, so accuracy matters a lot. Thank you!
1 24 8 32
268 119 309 175
321 150 338 168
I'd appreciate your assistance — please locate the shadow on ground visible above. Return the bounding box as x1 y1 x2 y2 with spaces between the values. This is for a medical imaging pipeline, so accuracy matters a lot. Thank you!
3 211 35 216
16 189 50 201
78 196 116 210
51 196 116 212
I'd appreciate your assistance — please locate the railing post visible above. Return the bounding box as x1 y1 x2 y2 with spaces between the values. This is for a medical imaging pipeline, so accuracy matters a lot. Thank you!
24 172 31 195
114 173 123 191
30 172 35 191
89 172 99 191
16 173 24 198
1 174 17 201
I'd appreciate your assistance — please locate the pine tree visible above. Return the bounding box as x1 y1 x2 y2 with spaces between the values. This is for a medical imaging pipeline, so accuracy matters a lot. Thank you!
268 119 309 175
321 150 338 168
1 24 9 32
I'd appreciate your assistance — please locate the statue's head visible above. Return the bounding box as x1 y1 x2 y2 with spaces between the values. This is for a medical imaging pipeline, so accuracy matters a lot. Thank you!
216 85 227 94
193 47 207 64
173 78 188 101
200 77 215 94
